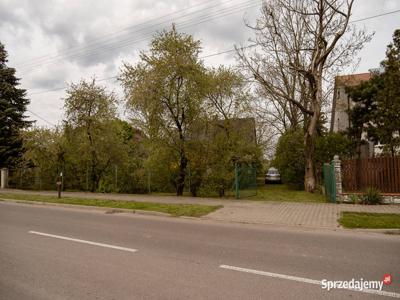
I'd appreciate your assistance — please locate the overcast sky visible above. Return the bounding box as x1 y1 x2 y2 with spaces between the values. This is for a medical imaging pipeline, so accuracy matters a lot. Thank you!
0 0 399 127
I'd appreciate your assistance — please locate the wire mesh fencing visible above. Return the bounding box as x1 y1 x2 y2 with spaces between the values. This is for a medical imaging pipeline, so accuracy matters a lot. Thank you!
5 163 258 199
234 163 258 199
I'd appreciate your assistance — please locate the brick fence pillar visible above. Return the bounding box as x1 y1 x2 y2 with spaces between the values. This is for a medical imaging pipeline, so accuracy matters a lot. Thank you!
333 155 342 201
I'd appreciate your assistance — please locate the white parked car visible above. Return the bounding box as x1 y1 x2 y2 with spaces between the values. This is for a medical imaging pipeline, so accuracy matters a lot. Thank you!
265 167 281 184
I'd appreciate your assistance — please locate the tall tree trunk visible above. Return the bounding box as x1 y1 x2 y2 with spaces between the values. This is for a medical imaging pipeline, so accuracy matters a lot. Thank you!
176 150 187 196
304 115 317 192
176 123 187 196
304 75 321 193
90 151 97 192
86 122 98 193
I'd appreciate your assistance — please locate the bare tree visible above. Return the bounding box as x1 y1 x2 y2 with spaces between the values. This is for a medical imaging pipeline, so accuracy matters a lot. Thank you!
238 0 371 192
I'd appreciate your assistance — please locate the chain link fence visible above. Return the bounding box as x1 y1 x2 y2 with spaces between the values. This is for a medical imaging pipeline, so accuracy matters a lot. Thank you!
6 163 258 199
234 163 258 199
8 168 57 190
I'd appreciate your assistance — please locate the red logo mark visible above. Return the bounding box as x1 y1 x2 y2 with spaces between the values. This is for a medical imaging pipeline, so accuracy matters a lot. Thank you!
383 274 392 286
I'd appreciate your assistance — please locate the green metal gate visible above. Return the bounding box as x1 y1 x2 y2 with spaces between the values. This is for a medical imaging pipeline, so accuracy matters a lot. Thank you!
323 162 336 203
234 163 257 199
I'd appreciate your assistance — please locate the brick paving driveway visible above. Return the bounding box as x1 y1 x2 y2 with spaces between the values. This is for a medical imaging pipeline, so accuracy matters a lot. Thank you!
205 202 400 228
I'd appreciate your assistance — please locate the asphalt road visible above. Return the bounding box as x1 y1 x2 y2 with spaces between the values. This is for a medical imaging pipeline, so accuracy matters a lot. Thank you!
1 201 399 300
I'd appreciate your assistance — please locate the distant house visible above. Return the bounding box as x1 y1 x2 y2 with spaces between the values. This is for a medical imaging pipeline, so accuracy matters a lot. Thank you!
330 72 374 158
212 117 257 144
189 117 257 145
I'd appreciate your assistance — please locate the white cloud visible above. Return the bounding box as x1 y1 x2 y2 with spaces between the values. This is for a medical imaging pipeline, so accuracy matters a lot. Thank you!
0 0 399 126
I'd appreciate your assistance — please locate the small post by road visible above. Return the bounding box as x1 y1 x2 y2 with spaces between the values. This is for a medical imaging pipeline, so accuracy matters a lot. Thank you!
235 162 240 199
1 168 9 189
56 172 63 199
188 163 191 195
115 165 118 192
147 169 151 194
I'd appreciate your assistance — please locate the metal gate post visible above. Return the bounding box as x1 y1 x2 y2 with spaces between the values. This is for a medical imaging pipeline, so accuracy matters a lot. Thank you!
330 162 336 203
235 162 240 199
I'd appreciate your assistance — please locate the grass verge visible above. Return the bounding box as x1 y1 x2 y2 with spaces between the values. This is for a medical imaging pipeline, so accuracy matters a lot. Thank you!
339 212 400 229
252 184 326 203
0 193 221 217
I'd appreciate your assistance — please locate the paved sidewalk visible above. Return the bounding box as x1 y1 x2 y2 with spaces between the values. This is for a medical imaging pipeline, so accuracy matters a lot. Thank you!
1 189 400 229
205 202 400 228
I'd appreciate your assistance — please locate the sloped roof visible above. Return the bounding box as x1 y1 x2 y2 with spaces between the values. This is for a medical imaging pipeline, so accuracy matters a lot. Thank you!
213 117 256 143
335 72 372 87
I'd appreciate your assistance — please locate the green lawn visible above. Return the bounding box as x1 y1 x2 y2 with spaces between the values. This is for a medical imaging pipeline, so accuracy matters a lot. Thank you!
339 212 400 229
151 184 326 202
0 193 221 218
251 184 326 203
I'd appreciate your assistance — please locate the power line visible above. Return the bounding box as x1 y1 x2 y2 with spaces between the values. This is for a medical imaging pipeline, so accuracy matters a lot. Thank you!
26 7 400 125
29 76 117 95
18 0 257 71
14 0 222 67
20 1 259 73
21 5 400 74
27 44 257 96
202 44 258 58
28 6 400 96
27 109 56 127
350 8 400 23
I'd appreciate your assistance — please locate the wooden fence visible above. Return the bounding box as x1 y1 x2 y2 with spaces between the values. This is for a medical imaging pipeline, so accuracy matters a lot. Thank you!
341 156 400 193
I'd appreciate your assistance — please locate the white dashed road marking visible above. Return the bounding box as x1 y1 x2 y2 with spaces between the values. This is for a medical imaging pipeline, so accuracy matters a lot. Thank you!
219 265 400 298
29 231 137 253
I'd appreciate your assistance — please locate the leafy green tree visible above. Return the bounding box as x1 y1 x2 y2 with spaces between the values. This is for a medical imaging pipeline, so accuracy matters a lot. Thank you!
205 66 250 120
19 127 64 189
0 42 31 168
120 26 207 196
107 120 148 194
345 79 377 156
315 132 354 185
347 29 400 156
64 79 118 191
199 118 261 197
196 67 259 197
274 130 353 189
372 29 400 155
315 132 354 164
273 129 305 189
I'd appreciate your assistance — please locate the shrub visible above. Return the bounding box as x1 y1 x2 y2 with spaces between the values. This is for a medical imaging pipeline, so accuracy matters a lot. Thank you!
315 133 354 164
361 187 383 205
273 129 305 189
348 193 362 204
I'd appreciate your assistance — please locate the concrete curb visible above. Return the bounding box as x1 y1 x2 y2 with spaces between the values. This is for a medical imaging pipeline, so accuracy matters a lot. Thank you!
344 228 400 235
201 216 341 230
2 198 398 234
0 198 172 218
